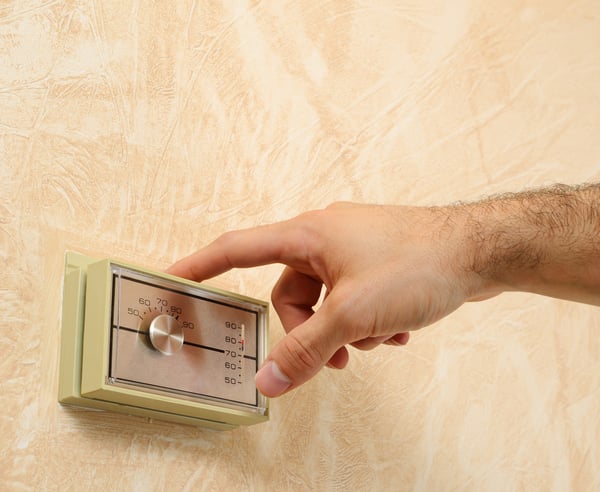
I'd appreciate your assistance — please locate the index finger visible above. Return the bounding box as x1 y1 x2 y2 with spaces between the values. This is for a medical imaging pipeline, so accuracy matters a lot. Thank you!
166 219 305 281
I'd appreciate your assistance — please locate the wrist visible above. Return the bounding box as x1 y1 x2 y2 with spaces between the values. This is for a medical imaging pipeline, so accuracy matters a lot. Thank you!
462 184 600 304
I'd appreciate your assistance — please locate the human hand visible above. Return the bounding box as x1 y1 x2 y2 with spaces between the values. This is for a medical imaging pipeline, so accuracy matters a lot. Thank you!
167 202 492 397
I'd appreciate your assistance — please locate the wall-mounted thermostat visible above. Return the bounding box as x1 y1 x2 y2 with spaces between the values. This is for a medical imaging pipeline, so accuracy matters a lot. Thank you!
58 252 269 430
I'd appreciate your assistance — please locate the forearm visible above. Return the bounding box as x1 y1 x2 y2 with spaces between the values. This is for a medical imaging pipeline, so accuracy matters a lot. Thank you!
464 183 600 305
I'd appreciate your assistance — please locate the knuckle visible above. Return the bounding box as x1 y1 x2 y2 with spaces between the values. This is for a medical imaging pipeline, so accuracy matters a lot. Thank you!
270 270 294 308
285 212 326 259
279 331 324 376
270 284 280 306
270 281 286 312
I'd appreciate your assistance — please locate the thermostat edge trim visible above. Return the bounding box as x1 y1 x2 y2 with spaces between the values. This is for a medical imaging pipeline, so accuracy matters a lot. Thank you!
80 258 269 422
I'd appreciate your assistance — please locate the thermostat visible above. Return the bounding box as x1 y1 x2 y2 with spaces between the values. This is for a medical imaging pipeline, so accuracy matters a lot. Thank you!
58 252 269 430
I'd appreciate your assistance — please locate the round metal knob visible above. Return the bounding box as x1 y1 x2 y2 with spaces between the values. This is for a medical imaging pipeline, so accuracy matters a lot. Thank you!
148 314 184 355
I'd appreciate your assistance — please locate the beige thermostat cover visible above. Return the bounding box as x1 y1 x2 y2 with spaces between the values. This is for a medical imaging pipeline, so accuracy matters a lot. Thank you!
58 252 269 430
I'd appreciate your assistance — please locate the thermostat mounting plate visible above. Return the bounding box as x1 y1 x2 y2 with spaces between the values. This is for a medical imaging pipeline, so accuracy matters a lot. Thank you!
58 252 269 430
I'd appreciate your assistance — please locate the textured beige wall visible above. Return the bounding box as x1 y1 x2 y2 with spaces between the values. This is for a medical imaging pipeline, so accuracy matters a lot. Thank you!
1 1 599 490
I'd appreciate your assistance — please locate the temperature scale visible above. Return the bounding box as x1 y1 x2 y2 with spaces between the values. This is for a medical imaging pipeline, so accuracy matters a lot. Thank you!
58 252 269 430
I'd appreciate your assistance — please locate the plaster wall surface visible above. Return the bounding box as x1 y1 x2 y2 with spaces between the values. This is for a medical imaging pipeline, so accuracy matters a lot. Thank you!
1 1 599 490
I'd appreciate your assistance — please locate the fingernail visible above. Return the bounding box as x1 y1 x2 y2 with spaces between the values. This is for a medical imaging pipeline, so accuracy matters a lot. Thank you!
255 360 292 397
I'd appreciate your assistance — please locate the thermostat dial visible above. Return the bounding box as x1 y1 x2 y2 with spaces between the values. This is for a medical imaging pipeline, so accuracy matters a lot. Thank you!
149 314 183 355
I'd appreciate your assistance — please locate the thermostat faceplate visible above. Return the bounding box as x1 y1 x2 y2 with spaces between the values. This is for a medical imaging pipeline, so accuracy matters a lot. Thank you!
58 252 269 430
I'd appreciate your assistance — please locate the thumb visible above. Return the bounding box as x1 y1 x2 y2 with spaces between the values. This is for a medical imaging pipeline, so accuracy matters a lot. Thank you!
255 306 342 397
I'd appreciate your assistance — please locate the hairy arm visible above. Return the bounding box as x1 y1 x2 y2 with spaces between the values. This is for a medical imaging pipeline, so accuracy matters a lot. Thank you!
465 183 600 305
